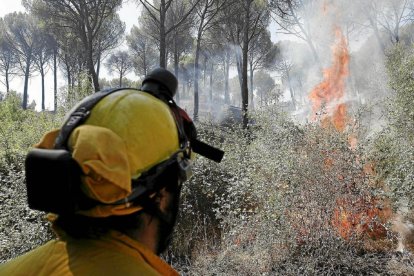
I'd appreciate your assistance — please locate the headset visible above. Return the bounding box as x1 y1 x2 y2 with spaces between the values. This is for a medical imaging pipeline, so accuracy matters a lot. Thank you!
25 87 224 215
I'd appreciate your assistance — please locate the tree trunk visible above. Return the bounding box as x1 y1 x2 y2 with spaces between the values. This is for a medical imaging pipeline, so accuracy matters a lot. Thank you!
22 55 31 109
96 48 101 80
159 36 166 68
194 38 201 120
249 62 254 110
143 49 148 76
64 55 71 88
235 49 243 90
67 66 71 90
242 47 249 128
159 3 167 68
89 64 100 91
119 71 123 87
174 50 180 103
193 7 207 121
54 48 57 112
203 55 207 88
224 51 230 104
286 70 296 110
41 67 45 111
5 72 9 94
87 42 99 91
241 4 250 129
209 62 213 111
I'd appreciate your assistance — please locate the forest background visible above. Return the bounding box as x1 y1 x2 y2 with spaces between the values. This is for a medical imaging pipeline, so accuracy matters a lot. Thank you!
1 0 414 274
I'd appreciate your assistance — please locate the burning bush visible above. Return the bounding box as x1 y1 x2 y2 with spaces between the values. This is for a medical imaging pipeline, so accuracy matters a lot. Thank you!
170 104 413 274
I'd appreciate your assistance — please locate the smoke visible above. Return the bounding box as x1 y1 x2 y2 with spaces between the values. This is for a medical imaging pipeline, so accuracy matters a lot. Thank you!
175 42 248 124
392 200 414 252
182 0 403 126
277 0 393 127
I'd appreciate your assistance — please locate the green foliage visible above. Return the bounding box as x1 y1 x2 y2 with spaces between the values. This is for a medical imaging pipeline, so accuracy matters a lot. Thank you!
105 50 133 84
0 162 53 262
368 44 414 209
0 91 62 169
386 44 414 138
57 71 94 113
0 92 62 262
99 77 140 89
253 70 279 105
126 25 159 77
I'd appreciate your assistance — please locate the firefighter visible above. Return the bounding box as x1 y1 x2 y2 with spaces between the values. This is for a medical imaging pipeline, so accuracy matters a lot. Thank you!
0 68 223 275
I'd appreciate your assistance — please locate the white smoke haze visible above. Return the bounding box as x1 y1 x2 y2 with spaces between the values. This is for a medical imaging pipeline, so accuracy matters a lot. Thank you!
276 0 399 127
274 0 414 252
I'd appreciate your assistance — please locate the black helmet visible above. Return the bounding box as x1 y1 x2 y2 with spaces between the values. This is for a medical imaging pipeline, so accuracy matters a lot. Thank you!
142 68 178 98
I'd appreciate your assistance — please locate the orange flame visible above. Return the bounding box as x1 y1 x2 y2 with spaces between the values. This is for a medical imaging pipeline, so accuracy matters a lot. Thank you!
309 27 349 132
307 19 392 244
332 197 392 240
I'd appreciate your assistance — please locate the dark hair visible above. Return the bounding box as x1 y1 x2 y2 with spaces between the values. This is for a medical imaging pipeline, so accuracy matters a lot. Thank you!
52 211 144 239
53 161 181 239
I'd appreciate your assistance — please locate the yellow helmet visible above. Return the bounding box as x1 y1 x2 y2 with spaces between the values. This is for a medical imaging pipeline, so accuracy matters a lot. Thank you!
32 89 182 217
26 69 223 218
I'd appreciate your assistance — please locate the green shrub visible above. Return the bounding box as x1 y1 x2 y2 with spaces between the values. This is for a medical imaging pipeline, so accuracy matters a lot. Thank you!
0 91 63 170
0 91 62 262
0 162 53 262
368 44 414 209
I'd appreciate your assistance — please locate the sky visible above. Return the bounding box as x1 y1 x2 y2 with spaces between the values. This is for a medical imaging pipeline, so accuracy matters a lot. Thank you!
0 0 140 110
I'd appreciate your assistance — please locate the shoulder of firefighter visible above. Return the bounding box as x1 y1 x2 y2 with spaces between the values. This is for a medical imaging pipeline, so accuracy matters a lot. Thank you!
0 230 179 276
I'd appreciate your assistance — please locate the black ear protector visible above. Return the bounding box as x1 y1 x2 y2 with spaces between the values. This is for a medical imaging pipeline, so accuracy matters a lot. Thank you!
25 87 224 214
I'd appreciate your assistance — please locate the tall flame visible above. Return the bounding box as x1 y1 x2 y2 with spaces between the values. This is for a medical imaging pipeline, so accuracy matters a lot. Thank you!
309 27 349 132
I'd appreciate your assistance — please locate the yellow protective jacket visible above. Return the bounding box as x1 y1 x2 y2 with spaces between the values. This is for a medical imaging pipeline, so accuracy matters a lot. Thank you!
0 231 179 276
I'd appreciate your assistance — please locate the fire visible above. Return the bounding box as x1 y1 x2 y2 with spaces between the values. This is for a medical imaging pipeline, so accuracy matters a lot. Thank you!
332 197 392 240
309 27 349 132
309 25 393 243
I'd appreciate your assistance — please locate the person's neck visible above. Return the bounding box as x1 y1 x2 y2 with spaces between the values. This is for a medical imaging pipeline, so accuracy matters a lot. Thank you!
125 214 160 254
